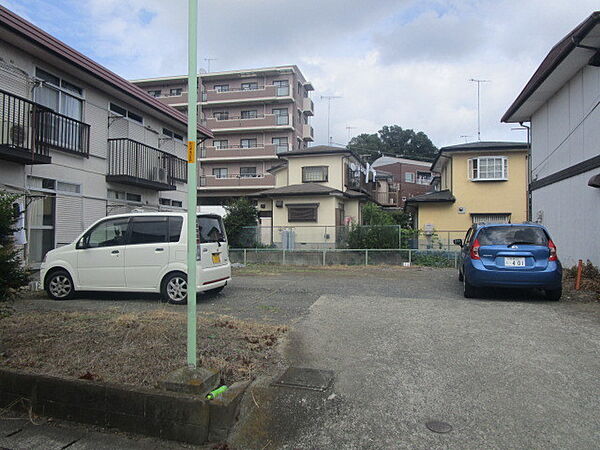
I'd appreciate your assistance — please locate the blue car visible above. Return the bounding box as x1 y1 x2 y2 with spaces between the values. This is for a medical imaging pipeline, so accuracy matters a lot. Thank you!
454 223 562 300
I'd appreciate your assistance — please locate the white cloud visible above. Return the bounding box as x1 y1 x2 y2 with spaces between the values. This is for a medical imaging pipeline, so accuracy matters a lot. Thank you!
9 0 600 149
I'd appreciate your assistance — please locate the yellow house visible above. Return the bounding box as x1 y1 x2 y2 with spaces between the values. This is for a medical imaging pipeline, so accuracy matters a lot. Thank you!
254 146 374 248
405 141 529 244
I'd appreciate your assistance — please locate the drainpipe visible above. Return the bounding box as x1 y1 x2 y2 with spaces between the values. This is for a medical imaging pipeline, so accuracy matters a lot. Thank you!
520 121 531 221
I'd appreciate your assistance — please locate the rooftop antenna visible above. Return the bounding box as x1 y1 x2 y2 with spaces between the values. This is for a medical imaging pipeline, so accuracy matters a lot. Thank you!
346 126 357 141
204 58 217 73
459 135 472 143
468 78 490 141
321 95 342 145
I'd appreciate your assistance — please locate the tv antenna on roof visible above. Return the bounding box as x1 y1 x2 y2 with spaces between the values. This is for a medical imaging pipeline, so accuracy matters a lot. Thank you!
468 78 490 141
204 58 217 73
321 95 342 145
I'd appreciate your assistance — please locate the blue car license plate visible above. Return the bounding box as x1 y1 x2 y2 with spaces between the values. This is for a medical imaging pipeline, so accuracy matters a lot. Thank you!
505 257 525 267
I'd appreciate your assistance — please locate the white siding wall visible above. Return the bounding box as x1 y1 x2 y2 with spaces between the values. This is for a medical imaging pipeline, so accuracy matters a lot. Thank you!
530 64 600 266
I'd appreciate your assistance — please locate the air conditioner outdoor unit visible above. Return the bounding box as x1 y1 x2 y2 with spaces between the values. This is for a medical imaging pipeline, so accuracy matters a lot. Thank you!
2 120 29 147
152 167 168 183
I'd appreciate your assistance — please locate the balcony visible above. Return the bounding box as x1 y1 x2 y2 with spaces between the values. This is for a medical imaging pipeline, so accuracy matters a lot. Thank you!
0 89 90 164
303 97 314 116
158 92 188 107
205 114 292 133
202 85 293 105
302 124 314 141
199 173 276 189
200 143 283 160
107 138 187 191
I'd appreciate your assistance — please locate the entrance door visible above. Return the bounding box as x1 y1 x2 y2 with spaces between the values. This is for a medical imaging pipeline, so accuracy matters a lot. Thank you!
77 217 129 289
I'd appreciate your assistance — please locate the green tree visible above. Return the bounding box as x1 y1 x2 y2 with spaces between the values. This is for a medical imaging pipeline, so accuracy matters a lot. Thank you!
222 198 259 248
0 191 30 303
347 125 438 163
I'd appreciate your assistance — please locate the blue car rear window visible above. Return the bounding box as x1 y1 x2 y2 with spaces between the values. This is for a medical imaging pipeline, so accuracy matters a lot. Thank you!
477 226 548 246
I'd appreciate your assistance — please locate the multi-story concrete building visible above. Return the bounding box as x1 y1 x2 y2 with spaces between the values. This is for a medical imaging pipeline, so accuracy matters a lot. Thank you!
502 11 600 266
372 156 436 207
131 66 315 204
0 6 212 265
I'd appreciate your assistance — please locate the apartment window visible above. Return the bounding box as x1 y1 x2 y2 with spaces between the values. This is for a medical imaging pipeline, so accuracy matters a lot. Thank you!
272 137 288 153
109 102 143 124
173 132 183 141
56 181 81 194
416 171 431 185
405 172 415 183
159 198 171 206
287 203 318 222
162 128 173 137
214 111 229 120
126 193 142 203
240 138 257 148
148 90 161 97
172 200 183 208
272 108 289 125
241 82 258 91
302 166 328 183
273 80 289 96
213 139 228 149
241 110 258 119
170 88 182 96
469 157 508 181
240 167 257 178
214 84 229 92
297 81 302 96
213 168 228 178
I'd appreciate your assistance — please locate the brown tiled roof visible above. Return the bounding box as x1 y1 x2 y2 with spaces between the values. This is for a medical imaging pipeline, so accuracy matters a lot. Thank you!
0 6 212 138
405 189 455 204
256 183 367 199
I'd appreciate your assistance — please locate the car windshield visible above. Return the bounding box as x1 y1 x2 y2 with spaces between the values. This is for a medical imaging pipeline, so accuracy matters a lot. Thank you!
198 216 226 243
477 226 548 246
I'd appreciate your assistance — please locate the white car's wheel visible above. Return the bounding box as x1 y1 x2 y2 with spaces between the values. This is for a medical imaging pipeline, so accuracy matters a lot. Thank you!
162 272 188 305
45 269 75 300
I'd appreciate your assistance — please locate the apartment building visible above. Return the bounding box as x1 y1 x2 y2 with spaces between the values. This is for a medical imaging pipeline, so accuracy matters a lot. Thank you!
131 66 315 204
0 6 212 265
372 156 435 207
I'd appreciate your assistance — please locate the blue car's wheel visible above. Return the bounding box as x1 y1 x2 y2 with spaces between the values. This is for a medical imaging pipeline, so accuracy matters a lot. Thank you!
545 287 562 301
458 268 464 282
463 275 477 298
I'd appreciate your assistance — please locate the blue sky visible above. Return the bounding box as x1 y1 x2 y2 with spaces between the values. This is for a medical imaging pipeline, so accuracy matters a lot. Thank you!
3 0 599 147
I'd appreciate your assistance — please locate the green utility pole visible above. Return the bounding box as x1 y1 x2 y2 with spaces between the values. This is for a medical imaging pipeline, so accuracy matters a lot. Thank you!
186 0 198 368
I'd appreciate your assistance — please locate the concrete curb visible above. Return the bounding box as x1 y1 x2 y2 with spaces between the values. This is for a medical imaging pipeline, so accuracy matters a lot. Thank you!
0 368 249 445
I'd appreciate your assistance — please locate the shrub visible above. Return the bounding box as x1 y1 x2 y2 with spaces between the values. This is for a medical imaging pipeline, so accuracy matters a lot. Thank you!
223 198 259 248
411 251 456 268
0 191 30 303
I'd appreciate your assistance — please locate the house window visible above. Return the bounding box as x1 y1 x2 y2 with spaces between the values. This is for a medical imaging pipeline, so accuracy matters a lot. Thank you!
109 102 143 124
272 137 288 153
240 138 257 148
240 167 257 178
214 111 229 120
241 110 257 119
469 157 508 181
241 82 258 91
172 200 183 208
405 172 415 183
159 198 171 206
416 171 431 185
272 108 289 125
126 193 142 203
471 213 511 224
302 166 328 183
273 80 289 96
287 203 318 222
213 139 228 149
35 68 84 122
148 90 161 97
162 128 173 137
212 168 228 178
214 84 229 92
170 88 182 96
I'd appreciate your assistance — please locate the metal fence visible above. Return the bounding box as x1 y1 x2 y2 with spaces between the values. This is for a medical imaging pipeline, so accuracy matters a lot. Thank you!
232 225 466 251
230 248 460 268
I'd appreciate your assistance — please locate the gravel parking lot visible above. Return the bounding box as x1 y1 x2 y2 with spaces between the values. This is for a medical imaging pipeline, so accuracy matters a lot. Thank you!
10 265 600 449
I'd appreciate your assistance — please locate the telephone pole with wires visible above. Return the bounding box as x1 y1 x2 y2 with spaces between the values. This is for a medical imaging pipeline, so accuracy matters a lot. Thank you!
468 78 490 141
321 95 342 145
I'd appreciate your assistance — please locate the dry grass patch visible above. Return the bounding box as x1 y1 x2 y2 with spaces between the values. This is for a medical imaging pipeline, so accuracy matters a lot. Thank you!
0 309 287 388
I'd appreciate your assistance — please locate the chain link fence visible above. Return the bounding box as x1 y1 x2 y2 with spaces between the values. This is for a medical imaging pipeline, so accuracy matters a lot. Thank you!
230 248 459 268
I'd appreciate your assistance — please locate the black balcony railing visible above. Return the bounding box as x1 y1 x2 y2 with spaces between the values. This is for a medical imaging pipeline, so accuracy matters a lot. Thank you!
107 138 187 191
0 89 90 164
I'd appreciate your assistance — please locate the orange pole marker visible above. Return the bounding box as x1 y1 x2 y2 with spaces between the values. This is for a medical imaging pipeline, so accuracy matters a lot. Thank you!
575 259 583 291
